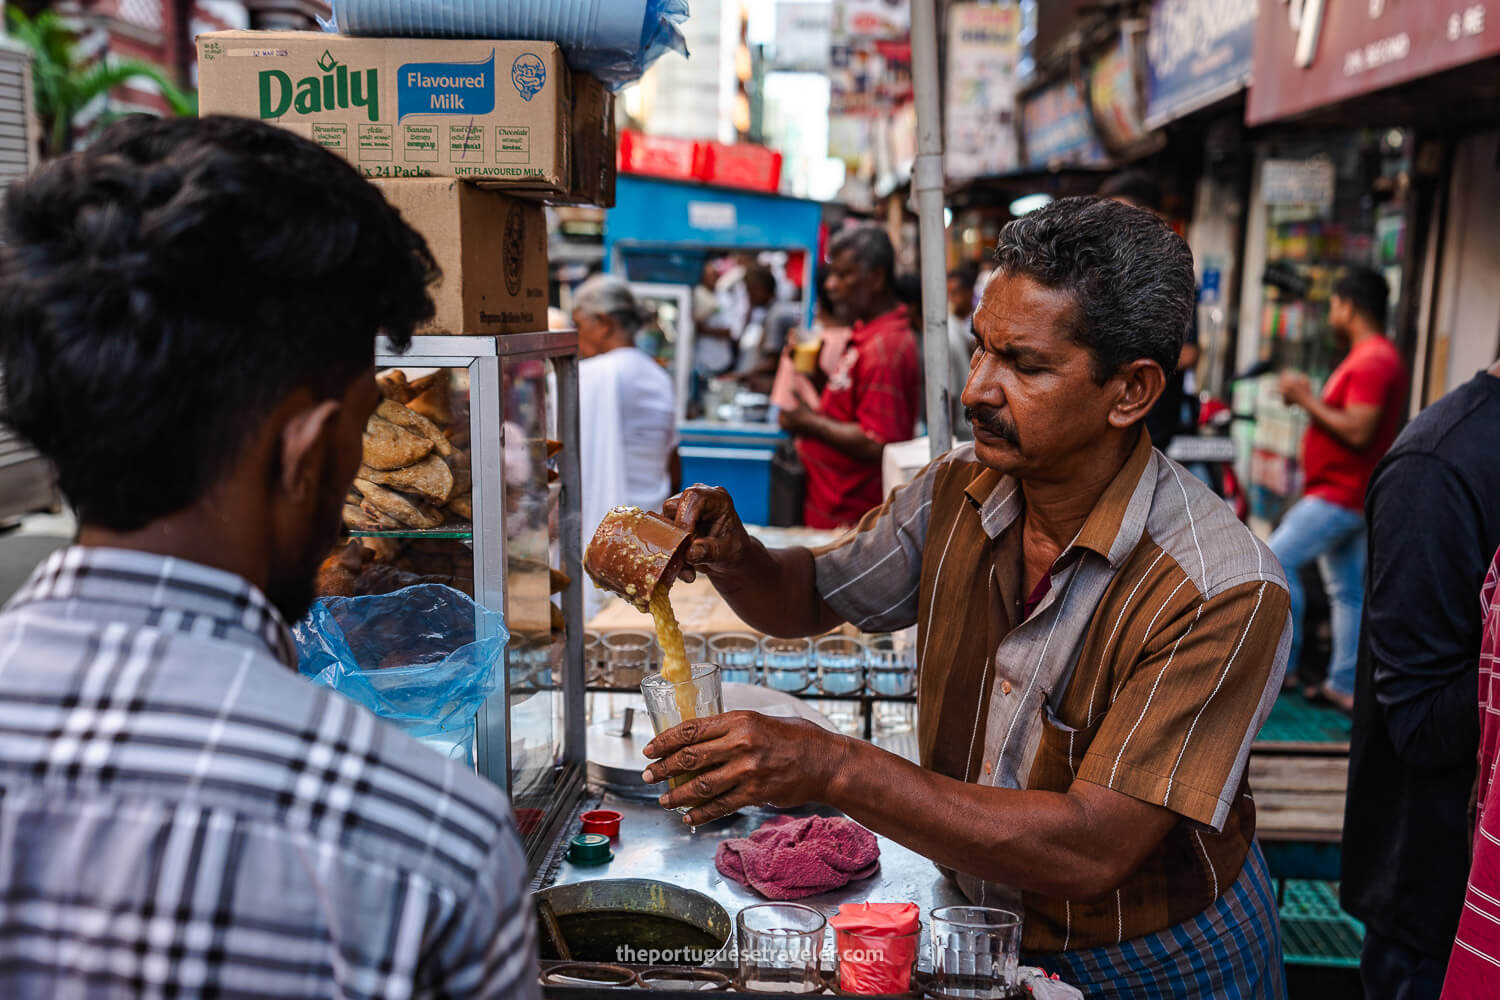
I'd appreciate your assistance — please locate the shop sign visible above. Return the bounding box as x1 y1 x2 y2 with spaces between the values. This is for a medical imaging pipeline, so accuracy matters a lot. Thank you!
770 3 833 73
1089 28 1149 149
688 200 737 231
1248 0 1500 124
945 2 1022 180
1022 78 1109 169
1145 0 1257 128
836 0 910 42
1262 158 1336 218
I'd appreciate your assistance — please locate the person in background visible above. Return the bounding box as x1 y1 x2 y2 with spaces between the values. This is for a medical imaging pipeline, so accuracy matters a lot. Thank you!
893 272 929 433
734 263 803 394
0 115 538 998
1443 544 1500 998
780 226 920 529
692 259 736 382
573 275 681 617
1098 171 1200 448
768 266 851 416
1343 358 1500 1000
947 262 981 441
1269 267 1406 711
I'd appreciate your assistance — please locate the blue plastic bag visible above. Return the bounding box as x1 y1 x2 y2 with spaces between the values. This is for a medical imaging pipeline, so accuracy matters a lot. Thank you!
329 0 691 88
293 584 507 763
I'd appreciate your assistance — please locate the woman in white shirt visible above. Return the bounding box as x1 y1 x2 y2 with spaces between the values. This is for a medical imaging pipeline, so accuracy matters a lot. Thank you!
571 276 681 617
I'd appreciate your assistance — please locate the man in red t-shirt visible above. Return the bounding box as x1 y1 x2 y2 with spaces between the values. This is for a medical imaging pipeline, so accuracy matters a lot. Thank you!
780 226 920 529
1270 267 1407 711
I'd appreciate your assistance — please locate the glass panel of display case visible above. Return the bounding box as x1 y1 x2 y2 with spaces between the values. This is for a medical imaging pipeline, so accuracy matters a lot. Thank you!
498 355 561 839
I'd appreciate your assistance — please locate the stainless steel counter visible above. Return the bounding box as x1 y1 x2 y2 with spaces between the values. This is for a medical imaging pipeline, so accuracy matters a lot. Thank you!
539 791 966 943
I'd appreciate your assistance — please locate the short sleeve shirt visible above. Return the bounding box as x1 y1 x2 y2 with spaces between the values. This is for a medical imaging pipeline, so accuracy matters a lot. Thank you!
799 306 920 529
1302 335 1407 511
811 433 1291 953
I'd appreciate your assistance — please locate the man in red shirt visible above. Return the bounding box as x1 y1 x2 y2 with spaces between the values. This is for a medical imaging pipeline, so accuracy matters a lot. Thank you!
780 226 920 529
1270 267 1407 711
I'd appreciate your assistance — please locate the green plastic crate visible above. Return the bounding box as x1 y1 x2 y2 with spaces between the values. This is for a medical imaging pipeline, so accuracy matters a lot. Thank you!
1257 691 1352 746
1278 880 1363 968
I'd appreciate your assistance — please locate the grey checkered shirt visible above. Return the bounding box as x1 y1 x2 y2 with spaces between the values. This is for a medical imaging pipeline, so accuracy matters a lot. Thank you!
0 547 539 999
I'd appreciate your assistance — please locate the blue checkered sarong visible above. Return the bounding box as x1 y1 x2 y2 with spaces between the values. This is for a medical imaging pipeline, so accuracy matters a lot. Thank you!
1025 841 1287 999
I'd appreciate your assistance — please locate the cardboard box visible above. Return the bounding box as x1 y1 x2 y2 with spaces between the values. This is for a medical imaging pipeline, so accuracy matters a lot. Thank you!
567 71 616 208
371 178 549 335
197 31 612 203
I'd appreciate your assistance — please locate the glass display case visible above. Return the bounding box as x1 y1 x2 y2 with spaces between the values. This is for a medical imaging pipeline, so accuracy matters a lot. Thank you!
340 333 585 868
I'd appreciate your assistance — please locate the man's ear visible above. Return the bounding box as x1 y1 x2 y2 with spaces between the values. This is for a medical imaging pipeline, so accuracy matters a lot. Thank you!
1108 359 1166 430
279 398 343 500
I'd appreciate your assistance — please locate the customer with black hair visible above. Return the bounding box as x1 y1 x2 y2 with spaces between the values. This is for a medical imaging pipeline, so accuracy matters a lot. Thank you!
1270 266 1407 711
0 116 538 998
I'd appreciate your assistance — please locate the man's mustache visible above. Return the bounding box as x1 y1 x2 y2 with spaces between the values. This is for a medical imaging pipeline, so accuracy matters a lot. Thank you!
964 406 1020 446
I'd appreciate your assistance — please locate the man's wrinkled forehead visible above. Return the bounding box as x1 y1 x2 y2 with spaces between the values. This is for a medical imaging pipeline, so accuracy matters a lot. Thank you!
974 273 1079 343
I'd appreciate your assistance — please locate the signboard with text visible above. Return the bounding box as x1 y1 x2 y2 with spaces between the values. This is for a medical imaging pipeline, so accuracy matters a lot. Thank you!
1146 0 1257 128
1022 78 1109 169
945 2 1021 179
1247 0 1500 124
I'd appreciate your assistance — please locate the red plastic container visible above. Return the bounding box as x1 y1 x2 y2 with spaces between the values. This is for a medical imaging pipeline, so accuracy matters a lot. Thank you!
618 130 698 182
580 809 623 839
695 140 783 193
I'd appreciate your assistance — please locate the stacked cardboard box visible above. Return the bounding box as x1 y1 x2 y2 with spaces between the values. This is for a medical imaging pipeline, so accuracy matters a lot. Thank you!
197 30 618 335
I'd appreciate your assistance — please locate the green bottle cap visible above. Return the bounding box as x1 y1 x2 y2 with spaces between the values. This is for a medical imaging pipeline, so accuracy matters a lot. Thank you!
568 833 613 866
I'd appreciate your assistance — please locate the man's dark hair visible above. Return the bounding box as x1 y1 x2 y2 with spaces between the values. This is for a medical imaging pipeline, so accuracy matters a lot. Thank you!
0 115 438 532
893 273 922 308
948 261 980 290
992 196 1194 384
1333 266 1390 331
1097 170 1163 214
829 224 895 291
744 263 777 296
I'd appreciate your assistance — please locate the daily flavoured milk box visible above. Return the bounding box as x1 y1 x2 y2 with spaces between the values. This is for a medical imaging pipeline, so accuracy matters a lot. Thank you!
197 31 612 203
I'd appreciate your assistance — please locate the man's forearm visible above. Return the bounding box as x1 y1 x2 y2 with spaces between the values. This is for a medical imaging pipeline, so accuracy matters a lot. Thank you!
705 541 842 637
1299 396 1369 449
823 738 1166 900
797 412 885 465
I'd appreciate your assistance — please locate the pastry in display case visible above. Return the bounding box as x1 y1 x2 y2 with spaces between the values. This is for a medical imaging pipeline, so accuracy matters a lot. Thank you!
306 333 586 873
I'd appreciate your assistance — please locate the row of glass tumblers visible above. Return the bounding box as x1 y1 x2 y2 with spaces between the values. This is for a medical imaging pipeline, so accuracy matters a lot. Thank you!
584 630 918 697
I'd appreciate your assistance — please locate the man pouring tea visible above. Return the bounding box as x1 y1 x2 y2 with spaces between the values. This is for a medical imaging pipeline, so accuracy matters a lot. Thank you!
640 199 1291 999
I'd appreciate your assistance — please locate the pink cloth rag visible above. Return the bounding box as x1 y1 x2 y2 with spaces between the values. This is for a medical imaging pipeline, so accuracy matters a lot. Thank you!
714 815 880 900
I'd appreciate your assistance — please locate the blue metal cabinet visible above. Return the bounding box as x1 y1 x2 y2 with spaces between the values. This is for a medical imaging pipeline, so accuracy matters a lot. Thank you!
677 421 785 527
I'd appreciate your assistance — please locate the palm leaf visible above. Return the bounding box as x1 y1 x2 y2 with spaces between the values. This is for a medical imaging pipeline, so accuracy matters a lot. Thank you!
73 59 198 117
7 7 198 155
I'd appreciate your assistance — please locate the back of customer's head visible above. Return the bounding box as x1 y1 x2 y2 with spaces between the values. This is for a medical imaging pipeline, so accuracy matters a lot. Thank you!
0 114 438 534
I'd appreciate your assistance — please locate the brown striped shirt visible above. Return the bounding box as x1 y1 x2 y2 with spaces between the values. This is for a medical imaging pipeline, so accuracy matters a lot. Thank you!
812 432 1290 954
